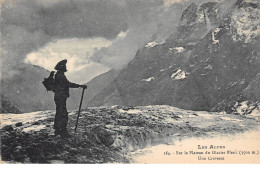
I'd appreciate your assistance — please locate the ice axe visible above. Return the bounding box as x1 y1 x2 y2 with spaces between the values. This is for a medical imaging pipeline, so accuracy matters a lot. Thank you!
74 86 87 133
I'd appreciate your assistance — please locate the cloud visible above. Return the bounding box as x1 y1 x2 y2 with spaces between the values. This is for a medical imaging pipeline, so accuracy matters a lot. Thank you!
1 24 52 78
0 0 223 80
1 0 128 39
0 0 129 76
1 0 171 78
24 38 112 83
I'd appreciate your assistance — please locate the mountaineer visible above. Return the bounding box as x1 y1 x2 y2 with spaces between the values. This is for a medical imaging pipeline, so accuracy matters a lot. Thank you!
53 59 87 137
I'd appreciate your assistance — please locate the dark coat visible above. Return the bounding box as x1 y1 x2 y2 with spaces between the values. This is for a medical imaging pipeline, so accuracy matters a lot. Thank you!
53 71 81 98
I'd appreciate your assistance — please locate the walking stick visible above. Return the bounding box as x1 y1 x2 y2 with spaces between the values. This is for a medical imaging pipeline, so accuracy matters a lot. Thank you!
75 87 86 133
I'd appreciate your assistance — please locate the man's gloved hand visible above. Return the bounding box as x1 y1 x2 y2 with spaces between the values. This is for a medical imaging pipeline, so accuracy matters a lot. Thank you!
81 85 87 89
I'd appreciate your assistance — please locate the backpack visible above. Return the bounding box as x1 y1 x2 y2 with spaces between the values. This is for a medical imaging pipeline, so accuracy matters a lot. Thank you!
42 71 56 92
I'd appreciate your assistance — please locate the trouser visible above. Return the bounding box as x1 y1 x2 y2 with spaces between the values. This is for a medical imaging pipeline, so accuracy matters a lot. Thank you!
54 94 68 136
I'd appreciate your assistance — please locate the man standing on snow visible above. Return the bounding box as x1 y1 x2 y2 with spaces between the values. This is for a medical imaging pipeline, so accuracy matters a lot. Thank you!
53 59 87 137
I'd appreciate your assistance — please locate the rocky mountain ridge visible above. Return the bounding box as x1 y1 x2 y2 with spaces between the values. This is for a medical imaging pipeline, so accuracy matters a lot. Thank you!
0 64 118 113
87 0 260 114
0 64 55 113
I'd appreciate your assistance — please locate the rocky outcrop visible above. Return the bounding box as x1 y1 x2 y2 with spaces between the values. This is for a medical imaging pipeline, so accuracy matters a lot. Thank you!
212 73 260 115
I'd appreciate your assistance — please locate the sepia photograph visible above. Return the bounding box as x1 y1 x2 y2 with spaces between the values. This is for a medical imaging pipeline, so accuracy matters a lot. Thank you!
0 0 260 164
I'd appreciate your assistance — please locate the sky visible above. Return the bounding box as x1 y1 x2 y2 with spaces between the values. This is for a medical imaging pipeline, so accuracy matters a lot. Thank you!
0 0 222 83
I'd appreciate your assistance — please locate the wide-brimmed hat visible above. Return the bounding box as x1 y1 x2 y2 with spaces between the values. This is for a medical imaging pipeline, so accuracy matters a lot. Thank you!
54 59 67 72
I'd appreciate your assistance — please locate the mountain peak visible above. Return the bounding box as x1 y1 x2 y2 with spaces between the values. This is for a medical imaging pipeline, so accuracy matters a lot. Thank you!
230 0 260 43
180 2 198 24
167 1 220 46
236 0 259 7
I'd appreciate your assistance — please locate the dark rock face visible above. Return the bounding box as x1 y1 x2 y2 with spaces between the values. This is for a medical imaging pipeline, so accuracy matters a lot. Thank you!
84 69 119 107
211 0 260 114
0 95 21 113
243 73 260 102
167 1 220 46
88 0 260 111
212 73 260 115
0 64 55 113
